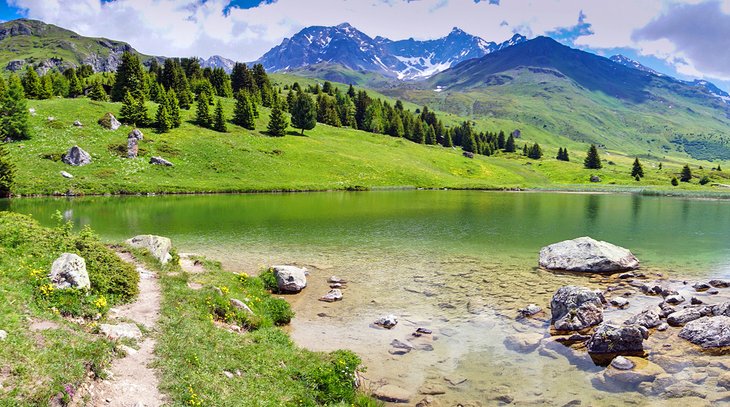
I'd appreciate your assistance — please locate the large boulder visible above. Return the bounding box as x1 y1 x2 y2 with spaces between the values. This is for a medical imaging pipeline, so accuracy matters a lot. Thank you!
98 112 121 130
678 316 730 348
125 235 173 264
62 146 91 166
586 323 648 354
272 265 307 293
49 253 90 289
666 306 713 327
550 285 604 331
539 237 639 273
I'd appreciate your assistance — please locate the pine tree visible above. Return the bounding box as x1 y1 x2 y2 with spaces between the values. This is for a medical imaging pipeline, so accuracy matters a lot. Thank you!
266 98 288 137
631 158 644 178
0 143 14 197
88 81 108 101
38 75 53 99
658 162 663 170
504 134 516 152
112 52 147 102
443 132 453 147
528 143 543 159
1 75 30 140
213 99 227 132
166 89 181 128
195 92 211 128
462 132 477 153
680 164 692 182
21 66 42 99
65 68 83 98
717 164 722 172
584 144 602 169
119 91 148 126
523 144 528 156
233 90 255 130
0 76 6 99
156 104 171 133
155 90 172 133
290 91 316 135
497 130 506 150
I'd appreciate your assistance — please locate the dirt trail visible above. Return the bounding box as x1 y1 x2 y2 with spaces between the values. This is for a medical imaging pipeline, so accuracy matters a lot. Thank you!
86 251 165 407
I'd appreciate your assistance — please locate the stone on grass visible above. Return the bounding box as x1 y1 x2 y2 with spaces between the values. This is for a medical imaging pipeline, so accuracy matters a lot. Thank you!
60 171 73 179
149 156 173 166
550 285 604 331
539 237 639 273
62 146 91 166
128 128 144 141
73 120 82 127
319 289 343 302
125 235 173 264
272 265 307 293
100 323 142 340
0 330 7 341
98 112 121 130
230 298 254 315
49 253 90 290
678 316 730 348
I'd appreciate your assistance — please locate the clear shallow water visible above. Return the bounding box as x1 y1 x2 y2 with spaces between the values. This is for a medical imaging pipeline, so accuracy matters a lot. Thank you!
5 191 730 405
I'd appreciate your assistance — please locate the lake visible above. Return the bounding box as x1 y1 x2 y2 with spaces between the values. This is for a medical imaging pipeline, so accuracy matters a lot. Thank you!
6 191 730 405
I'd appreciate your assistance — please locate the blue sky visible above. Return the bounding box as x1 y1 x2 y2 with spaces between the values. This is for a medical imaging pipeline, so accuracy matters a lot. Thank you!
3 0 730 91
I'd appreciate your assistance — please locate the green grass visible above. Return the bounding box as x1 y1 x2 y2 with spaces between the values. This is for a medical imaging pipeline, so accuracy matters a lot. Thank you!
0 211 136 405
145 255 379 406
7 95 730 197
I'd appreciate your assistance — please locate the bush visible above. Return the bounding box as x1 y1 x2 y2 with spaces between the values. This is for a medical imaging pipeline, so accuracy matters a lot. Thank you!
299 349 363 404
260 296 294 325
699 175 711 185
258 268 278 292
671 177 679 186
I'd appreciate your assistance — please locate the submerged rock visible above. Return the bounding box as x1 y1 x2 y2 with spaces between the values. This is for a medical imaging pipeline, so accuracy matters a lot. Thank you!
539 237 639 273
62 146 91 166
586 323 647 355
550 285 604 331
679 316 730 348
517 303 543 318
373 384 411 403
272 265 307 293
624 307 662 329
125 235 173 264
49 253 90 290
600 357 665 388
504 332 543 353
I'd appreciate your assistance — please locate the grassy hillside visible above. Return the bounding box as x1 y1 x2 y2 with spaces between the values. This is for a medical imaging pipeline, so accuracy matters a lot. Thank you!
0 19 154 73
6 95 730 197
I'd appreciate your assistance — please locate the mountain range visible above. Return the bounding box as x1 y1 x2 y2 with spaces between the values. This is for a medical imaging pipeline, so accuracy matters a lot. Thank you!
255 23 525 80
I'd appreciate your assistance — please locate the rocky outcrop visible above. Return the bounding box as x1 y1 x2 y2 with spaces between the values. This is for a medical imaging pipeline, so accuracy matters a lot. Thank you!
98 112 121 130
125 235 173 264
539 237 639 272
550 285 604 331
62 146 91 166
5 60 25 72
586 323 648 354
678 316 730 348
149 156 173 166
272 265 307 293
49 253 90 290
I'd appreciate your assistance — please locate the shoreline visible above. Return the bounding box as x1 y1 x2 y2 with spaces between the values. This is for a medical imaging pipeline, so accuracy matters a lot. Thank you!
7 183 730 201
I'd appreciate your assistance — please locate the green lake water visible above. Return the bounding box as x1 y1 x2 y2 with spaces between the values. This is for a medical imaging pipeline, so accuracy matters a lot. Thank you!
6 191 730 405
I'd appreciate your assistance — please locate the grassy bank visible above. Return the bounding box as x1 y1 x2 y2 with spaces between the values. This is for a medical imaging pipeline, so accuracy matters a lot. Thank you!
0 211 137 405
6 97 730 197
140 254 377 406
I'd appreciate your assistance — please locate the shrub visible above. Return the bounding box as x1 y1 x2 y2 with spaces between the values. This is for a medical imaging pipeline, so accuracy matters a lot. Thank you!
671 177 679 186
258 268 278 292
299 349 363 404
699 175 711 185
260 296 294 325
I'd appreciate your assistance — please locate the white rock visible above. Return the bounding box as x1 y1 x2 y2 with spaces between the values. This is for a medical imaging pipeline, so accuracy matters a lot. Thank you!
539 237 639 272
272 265 307 293
0 330 7 341
319 289 343 302
374 314 398 329
126 235 173 264
49 253 90 289
60 171 74 179
100 323 142 340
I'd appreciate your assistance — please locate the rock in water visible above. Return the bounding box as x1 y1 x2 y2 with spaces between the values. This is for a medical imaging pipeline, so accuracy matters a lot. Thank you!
319 289 343 302
550 285 604 331
149 156 173 166
624 307 662 328
539 237 639 272
62 146 91 166
125 235 173 264
517 303 543 318
373 384 411 403
272 265 307 293
374 314 398 329
98 112 121 130
586 323 647 354
678 316 730 348
667 306 713 326
49 253 90 289
611 356 635 370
